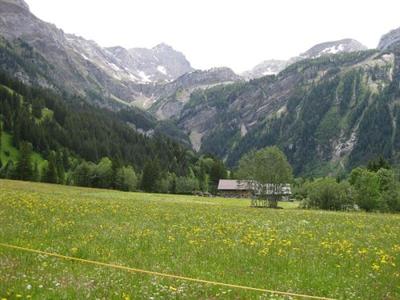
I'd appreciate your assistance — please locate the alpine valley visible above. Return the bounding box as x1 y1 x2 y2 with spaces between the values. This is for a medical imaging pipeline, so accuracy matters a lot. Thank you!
1 0 400 176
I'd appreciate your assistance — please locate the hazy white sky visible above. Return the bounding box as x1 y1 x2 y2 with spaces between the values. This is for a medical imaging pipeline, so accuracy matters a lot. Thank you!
26 0 400 73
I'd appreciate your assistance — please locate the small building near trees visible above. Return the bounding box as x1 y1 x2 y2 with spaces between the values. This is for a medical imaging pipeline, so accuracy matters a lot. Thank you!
217 179 253 198
217 179 292 201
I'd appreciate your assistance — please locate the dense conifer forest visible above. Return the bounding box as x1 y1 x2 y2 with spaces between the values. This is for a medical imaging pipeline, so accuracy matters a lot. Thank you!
0 72 226 193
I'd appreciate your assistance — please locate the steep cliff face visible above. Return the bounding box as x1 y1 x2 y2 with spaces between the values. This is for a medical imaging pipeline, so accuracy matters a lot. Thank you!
178 49 400 176
147 67 242 120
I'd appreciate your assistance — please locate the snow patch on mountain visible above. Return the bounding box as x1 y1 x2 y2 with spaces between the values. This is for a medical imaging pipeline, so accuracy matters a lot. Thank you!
138 71 151 83
157 65 167 75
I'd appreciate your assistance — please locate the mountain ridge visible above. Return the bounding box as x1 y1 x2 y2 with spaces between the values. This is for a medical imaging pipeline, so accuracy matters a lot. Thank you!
244 38 368 79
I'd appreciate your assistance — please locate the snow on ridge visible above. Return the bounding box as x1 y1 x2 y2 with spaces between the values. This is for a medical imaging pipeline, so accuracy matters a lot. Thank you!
129 73 139 81
262 67 276 76
138 71 151 83
108 62 121 72
157 65 167 75
321 44 344 55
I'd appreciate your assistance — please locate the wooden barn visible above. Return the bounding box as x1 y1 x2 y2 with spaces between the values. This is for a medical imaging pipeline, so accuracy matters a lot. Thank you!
217 179 292 200
217 180 252 198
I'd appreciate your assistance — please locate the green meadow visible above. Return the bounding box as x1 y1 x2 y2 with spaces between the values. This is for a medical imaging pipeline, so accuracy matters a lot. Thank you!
0 179 399 299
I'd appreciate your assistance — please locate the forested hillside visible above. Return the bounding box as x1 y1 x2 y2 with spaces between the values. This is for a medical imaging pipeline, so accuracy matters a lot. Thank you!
179 49 400 176
0 72 226 193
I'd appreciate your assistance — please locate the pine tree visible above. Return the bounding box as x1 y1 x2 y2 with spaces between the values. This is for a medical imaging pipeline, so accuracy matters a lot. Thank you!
15 141 33 181
62 149 70 170
32 162 40 182
1 160 14 179
209 159 227 194
0 122 2 152
55 150 65 184
43 151 58 183
12 118 21 148
111 158 122 189
141 160 161 192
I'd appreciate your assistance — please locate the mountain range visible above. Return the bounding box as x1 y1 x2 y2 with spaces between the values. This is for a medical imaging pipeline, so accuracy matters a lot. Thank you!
2 0 400 176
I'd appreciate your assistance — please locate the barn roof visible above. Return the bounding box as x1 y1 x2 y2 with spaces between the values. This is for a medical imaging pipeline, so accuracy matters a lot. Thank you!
217 180 251 191
217 179 292 195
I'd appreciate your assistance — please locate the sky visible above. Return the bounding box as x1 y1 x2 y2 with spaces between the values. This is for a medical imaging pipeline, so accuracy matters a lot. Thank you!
26 0 400 73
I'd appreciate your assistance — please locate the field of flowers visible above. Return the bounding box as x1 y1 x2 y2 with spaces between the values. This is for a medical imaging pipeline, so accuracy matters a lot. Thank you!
0 179 399 299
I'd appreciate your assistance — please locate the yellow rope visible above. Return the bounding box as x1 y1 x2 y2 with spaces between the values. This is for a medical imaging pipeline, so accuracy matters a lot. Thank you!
0 242 335 300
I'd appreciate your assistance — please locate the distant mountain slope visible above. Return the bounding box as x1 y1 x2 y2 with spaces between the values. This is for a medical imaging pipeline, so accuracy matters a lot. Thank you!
378 26 400 51
178 47 400 176
243 39 368 78
147 67 242 119
242 60 288 79
0 0 196 108
107 43 193 83
299 39 367 59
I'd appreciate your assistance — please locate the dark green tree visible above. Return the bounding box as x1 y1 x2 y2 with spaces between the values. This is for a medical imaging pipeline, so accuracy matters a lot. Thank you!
32 98 44 119
141 160 161 192
43 151 58 183
209 159 227 194
0 122 2 152
73 161 93 187
55 150 65 184
32 162 40 182
1 160 15 179
14 141 33 180
367 156 390 172
350 168 380 212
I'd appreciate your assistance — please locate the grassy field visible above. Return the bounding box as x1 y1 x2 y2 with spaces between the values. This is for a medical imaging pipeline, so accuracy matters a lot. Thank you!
0 180 399 299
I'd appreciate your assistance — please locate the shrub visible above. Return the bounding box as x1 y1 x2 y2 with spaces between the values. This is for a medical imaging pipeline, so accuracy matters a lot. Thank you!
304 178 354 210
176 176 199 194
115 166 137 192
350 168 380 212
377 168 400 212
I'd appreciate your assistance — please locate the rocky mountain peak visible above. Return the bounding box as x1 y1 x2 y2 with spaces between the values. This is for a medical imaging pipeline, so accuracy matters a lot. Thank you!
123 43 194 82
300 38 368 59
1 0 29 10
152 43 174 52
177 67 241 84
378 27 400 51
242 60 288 79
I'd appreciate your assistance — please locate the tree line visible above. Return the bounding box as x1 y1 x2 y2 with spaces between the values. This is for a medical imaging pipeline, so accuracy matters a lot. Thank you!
295 157 400 212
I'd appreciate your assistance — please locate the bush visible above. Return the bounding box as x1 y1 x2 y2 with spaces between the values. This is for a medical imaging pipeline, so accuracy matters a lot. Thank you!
377 169 400 212
175 176 199 194
304 178 354 210
350 168 381 212
115 166 137 192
